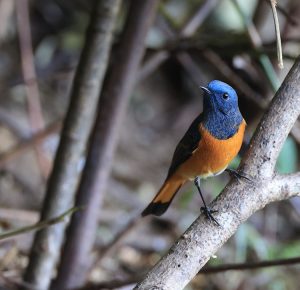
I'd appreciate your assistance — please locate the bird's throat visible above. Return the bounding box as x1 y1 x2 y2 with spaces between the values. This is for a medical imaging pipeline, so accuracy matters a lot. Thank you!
203 110 243 140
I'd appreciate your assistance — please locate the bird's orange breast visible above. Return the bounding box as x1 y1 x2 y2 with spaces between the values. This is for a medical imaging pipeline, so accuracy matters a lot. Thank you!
176 120 246 179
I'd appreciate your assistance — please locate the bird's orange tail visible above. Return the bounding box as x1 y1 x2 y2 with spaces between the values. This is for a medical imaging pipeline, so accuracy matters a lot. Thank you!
142 178 185 216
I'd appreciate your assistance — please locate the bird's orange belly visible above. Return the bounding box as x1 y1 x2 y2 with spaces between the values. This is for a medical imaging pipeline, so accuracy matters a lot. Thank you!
176 120 246 179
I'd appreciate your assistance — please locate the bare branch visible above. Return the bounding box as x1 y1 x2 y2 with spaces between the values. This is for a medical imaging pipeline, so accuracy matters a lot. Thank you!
52 1 158 289
269 0 283 68
134 57 300 289
261 0 298 26
202 255 300 273
0 207 79 241
22 1 121 289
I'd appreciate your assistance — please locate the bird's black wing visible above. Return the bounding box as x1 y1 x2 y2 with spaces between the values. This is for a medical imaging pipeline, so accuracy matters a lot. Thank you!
166 114 203 179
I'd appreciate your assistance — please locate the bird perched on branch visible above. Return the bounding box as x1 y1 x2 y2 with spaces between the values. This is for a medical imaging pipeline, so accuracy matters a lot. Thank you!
142 80 246 225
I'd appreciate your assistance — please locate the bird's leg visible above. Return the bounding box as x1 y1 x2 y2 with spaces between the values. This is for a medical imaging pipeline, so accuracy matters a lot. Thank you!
225 168 252 183
194 177 220 226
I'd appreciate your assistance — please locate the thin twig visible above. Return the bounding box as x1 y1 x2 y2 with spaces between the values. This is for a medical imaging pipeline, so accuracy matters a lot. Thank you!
269 0 283 68
201 256 300 273
0 207 79 241
263 0 298 26
264 36 300 46
232 0 281 91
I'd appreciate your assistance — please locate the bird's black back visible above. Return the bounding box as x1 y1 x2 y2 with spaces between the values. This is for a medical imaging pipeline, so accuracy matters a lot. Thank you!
166 114 203 179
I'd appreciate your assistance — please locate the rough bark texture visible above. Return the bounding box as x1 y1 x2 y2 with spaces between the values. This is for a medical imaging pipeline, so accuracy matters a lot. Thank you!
22 1 121 289
134 57 300 290
51 1 159 289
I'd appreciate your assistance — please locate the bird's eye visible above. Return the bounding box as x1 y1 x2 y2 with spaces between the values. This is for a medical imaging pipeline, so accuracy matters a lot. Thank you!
222 93 229 100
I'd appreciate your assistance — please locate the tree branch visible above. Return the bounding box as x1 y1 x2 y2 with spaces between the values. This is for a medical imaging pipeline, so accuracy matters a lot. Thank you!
74 255 300 290
269 0 283 68
0 207 79 241
201 255 300 273
22 1 121 289
134 57 300 290
51 1 158 289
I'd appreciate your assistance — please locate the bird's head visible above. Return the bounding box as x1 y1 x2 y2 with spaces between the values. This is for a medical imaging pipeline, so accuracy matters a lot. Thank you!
200 80 239 115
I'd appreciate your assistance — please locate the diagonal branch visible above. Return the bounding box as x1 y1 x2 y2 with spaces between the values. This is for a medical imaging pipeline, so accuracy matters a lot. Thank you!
134 57 300 290
0 207 79 241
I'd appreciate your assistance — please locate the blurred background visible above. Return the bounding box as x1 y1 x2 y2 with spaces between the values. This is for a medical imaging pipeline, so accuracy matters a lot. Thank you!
0 0 299 289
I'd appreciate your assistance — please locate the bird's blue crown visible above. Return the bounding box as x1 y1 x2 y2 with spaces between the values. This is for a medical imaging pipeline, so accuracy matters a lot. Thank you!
201 80 243 140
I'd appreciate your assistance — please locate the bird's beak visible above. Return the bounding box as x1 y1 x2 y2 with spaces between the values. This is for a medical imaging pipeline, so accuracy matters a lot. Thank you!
200 86 211 95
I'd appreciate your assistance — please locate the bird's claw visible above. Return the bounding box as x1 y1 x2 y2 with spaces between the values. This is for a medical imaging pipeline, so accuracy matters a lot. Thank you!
226 169 253 183
200 206 220 226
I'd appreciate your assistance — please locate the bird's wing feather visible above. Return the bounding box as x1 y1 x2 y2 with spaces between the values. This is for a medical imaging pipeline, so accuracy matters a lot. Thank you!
167 114 202 178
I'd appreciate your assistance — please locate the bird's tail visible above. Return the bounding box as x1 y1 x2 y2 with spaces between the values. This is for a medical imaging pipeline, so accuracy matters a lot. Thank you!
141 177 185 217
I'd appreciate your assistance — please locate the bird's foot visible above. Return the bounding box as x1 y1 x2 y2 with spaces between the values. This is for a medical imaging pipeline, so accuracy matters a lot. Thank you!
225 169 253 183
200 206 220 226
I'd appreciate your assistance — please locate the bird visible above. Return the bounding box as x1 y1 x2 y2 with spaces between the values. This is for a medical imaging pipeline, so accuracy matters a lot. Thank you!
141 80 246 225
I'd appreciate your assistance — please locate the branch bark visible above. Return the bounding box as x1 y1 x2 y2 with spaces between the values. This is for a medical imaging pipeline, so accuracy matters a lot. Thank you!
22 1 121 289
134 57 300 290
51 1 158 289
